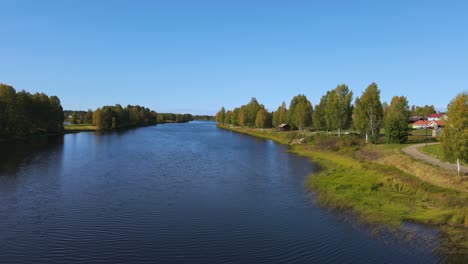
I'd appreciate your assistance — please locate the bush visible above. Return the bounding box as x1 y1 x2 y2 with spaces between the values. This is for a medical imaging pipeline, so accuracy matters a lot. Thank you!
313 133 364 151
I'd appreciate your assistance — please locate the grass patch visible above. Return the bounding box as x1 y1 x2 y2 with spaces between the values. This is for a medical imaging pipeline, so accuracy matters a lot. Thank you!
64 124 97 132
420 144 468 167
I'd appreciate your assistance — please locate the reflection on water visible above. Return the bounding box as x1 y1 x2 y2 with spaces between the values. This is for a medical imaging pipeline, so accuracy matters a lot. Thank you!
0 136 64 175
0 122 466 263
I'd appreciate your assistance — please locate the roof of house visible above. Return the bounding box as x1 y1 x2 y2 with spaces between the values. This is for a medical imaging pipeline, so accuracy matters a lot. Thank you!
430 120 446 126
429 113 445 118
413 120 446 127
413 120 430 126
279 123 290 128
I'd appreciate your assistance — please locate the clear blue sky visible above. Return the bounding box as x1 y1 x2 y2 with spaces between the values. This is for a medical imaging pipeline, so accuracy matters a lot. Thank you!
1 0 467 114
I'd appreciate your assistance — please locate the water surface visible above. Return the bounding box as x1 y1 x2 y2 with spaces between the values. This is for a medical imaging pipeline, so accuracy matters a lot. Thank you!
0 122 449 263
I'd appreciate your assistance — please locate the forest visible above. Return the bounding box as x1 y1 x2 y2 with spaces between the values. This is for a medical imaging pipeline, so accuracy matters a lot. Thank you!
216 83 467 162
65 108 194 130
0 83 64 140
0 82 195 139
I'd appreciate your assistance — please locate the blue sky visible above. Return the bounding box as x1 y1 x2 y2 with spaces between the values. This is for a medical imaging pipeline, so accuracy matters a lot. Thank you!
1 0 467 114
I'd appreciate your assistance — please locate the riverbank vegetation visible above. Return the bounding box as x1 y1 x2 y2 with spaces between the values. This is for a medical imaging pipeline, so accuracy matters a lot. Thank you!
420 144 468 167
1 82 196 138
441 93 468 163
217 83 467 164
219 125 468 231
65 107 194 131
215 83 467 232
193 115 215 121
0 83 64 140
64 124 97 132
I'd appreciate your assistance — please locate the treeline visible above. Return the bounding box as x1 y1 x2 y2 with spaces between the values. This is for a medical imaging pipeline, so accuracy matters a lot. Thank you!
65 107 194 130
217 83 412 144
193 115 215 121
91 105 158 130
64 110 92 124
91 107 193 130
217 84 467 162
157 113 193 123
0 83 64 140
410 105 436 117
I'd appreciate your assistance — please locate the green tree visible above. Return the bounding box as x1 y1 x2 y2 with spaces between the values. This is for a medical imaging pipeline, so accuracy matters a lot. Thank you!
313 94 328 131
384 96 411 144
238 108 247 127
294 100 313 131
231 108 240 126
324 84 353 135
272 101 288 128
411 105 436 117
224 110 232 125
84 109 93 124
441 92 468 165
0 83 65 139
245 98 261 127
288 94 313 130
255 107 269 128
216 107 226 124
71 112 78 124
353 83 384 143
0 84 17 137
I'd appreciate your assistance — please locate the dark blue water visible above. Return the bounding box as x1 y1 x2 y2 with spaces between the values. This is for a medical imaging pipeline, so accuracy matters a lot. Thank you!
0 122 452 263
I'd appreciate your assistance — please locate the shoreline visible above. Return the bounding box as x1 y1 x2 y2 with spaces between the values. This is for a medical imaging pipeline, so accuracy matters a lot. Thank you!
218 125 468 231
63 120 196 133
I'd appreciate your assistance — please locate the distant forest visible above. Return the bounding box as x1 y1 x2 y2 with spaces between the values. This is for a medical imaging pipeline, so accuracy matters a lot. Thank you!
0 83 64 140
193 115 215 121
65 108 194 130
0 83 196 140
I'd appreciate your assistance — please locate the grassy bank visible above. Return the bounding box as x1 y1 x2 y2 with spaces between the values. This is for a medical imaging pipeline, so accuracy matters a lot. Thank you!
420 143 468 166
219 125 468 230
64 124 97 132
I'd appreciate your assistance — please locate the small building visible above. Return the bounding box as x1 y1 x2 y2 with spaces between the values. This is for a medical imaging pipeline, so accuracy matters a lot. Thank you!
278 123 291 132
429 120 446 129
412 120 446 130
428 113 447 121
412 120 430 129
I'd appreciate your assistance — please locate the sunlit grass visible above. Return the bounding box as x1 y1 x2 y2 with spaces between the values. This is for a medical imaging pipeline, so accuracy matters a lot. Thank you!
64 124 97 131
419 144 468 166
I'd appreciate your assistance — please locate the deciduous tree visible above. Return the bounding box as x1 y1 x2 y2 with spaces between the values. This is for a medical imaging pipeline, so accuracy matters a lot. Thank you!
441 92 468 164
353 83 383 143
384 96 411 144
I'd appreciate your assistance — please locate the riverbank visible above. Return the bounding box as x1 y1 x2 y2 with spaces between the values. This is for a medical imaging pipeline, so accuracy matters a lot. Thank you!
64 120 195 133
64 124 97 132
219 125 468 231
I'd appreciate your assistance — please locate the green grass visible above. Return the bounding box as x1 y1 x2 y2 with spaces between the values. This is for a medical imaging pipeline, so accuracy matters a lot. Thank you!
219 125 468 229
420 144 468 166
300 147 468 227
64 124 97 132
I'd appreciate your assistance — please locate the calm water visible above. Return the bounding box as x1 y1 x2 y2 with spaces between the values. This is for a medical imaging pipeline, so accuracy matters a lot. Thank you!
0 122 454 263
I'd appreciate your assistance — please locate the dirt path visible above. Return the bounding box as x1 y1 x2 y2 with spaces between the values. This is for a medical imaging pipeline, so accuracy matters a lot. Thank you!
401 142 468 174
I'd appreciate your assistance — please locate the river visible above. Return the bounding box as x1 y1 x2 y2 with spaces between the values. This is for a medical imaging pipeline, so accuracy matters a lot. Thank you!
0 122 453 263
